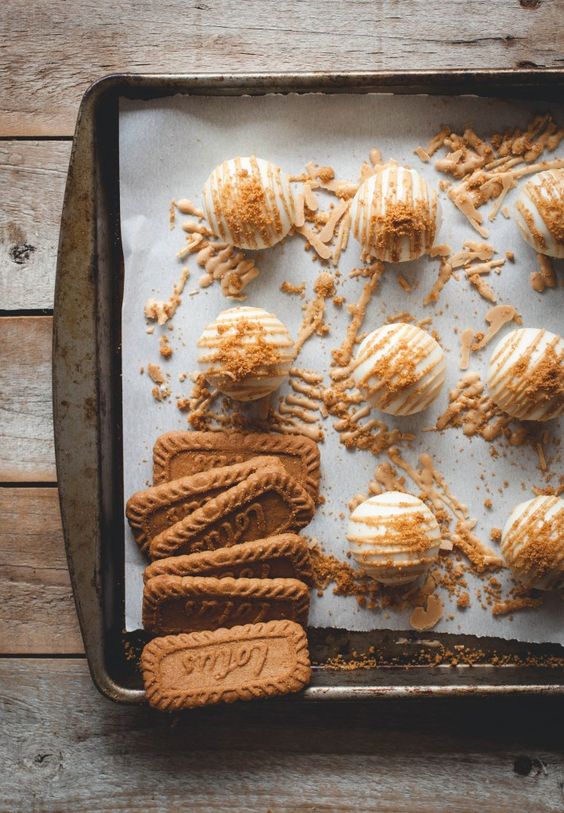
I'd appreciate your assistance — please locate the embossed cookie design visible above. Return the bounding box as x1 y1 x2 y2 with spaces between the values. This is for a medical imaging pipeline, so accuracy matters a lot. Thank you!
153 430 321 499
144 534 314 585
149 467 315 560
141 620 312 710
142 575 310 634
126 456 281 554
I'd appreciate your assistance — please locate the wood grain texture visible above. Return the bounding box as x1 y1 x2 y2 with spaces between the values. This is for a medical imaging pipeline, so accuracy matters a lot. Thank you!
2 657 564 812
0 317 55 482
1 0 563 136
0 142 71 310
0 487 82 654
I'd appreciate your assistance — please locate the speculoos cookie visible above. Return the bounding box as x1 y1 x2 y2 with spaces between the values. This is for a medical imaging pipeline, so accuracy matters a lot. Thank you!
142 575 310 634
144 534 314 584
153 430 320 499
141 620 311 710
149 466 315 560
126 456 281 554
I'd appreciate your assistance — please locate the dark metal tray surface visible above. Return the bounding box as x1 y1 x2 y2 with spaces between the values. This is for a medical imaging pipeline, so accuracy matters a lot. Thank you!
53 70 564 704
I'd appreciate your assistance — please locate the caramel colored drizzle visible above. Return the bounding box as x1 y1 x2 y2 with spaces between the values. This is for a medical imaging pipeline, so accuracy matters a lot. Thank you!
205 157 295 249
502 497 564 588
488 329 564 421
518 169 564 253
385 449 503 572
430 115 564 237
296 225 332 260
145 267 190 326
471 304 522 352
353 323 445 415
459 328 474 370
331 262 384 371
176 198 205 218
436 371 515 442
294 273 335 356
353 164 438 262
530 254 557 293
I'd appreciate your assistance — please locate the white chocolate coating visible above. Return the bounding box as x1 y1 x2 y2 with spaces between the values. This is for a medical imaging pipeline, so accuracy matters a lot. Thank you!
197 306 296 401
351 322 446 416
350 164 440 262
347 491 441 585
501 496 564 590
515 169 564 258
202 156 297 249
487 328 564 421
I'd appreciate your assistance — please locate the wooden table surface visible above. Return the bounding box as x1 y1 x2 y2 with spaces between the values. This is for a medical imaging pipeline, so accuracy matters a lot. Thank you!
2 1 564 810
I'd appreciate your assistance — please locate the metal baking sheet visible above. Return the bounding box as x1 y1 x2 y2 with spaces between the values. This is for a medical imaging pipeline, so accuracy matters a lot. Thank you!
54 71 564 704
119 90 562 642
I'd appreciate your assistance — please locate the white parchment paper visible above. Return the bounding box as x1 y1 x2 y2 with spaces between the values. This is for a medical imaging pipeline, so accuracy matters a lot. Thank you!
119 93 563 641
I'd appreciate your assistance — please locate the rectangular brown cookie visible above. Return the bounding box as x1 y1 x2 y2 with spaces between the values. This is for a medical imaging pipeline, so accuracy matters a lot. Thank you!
142 575 310 635
144 534 314 585
153 430 320 499
126 456 282 555
141 620 311 711
149 466 315 560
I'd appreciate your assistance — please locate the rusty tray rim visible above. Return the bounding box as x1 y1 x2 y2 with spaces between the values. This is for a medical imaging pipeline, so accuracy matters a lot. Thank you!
54 69 564 706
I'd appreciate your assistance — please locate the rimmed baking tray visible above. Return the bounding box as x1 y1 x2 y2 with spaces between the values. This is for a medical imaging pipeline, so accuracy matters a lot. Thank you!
54 70 564 704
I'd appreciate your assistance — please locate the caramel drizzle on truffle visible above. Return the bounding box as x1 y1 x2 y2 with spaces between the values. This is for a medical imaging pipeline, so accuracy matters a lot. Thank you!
353 164 438 262
378 449 503 572
352 323 445 415
489 330 564 421
205 156 296 248
517 169 564 252
502 497 564 588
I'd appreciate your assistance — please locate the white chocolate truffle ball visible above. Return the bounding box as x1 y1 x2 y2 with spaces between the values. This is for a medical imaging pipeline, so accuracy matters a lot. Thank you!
350 164 440 262
347 491 441 585
197 306 296 401
351 322 446 416
487 328 564 421
501 496 564 590
515 169 564 258
202 156 297 249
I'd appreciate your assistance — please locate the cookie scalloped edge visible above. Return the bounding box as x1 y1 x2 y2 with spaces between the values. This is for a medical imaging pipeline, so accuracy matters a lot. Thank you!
152 430 320 499
126 456 282 554
149 466 315 560
144 533 314 585
142 574 311 632
141 620 311 711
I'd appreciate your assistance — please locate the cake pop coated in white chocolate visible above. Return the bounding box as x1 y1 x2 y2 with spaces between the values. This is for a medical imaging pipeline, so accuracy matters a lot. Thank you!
515 169 564 258
487 328 564 422
501 496 564 590
202 156 297 250
351 322 446 416
197 306 296 401
350 164 440 262
347 491 441 585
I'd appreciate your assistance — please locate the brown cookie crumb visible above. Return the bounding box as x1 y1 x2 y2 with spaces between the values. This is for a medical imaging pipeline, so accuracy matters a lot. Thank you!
159 335 173 359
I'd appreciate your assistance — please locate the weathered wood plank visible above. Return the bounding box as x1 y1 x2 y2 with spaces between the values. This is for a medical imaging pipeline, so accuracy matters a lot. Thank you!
1 657 564 812
1 0 563 136
0 142 70 310
0 487 82 654
0 317 55 482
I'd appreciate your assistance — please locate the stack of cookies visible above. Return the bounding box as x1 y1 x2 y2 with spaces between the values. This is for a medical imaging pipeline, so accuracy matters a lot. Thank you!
126 430 320 711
